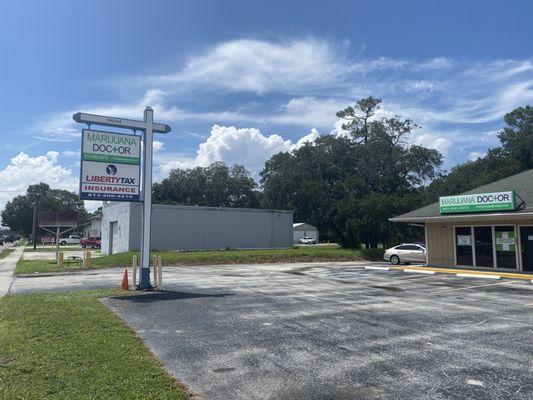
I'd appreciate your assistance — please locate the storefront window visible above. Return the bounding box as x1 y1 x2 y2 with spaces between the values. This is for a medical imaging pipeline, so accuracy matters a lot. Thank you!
495 226 517 269
474 226 493 267
455 227 473 266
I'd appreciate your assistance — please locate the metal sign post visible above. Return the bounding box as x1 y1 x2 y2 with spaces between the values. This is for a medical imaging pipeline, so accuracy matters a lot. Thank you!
73 107 171 289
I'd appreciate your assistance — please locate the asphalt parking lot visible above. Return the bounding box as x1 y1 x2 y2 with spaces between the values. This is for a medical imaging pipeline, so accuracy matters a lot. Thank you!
102 263 533 400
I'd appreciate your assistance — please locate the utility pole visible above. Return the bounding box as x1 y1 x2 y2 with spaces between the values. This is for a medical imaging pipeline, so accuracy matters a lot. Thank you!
32 201 38 250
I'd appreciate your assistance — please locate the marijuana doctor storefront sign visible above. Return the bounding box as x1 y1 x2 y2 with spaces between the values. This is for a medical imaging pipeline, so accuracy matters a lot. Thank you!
80 129 141 201
439 191 516 214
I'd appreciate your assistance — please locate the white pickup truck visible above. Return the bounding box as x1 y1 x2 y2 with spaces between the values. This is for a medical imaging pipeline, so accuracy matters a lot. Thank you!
59 235 81 245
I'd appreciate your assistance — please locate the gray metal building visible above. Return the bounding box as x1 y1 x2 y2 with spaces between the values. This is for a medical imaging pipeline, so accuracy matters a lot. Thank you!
101 202 293 254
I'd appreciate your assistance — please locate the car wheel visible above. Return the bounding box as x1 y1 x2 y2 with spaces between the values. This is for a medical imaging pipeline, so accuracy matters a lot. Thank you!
60 241 67 245
81 244 86 248
390 255 400 265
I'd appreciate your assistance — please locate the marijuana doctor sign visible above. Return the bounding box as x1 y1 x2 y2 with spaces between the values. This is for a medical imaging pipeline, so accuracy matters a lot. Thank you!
439 191 516 214
80 129 141 201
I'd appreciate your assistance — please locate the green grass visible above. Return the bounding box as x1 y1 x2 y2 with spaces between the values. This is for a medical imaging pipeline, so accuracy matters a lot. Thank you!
23 246 89 252
0 248 15 260
15 245 364 274
0 289 189 400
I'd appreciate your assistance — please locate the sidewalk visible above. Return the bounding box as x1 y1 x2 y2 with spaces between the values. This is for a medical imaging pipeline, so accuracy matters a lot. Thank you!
0 246 24 297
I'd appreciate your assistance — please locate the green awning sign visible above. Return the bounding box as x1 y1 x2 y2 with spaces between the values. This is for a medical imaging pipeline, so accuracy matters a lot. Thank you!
439 191 515 214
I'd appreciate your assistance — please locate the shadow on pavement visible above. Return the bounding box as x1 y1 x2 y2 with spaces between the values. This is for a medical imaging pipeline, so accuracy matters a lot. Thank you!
109 290 235 303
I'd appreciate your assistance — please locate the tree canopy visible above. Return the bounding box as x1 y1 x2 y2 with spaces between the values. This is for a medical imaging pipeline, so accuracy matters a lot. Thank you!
261 97 442 248
425 105 533 202
153 162 261 208
1 183 88 236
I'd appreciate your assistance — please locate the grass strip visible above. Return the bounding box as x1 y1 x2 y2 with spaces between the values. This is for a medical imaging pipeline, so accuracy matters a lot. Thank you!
0 248 15 261
15 245 364 274
0 289 189 400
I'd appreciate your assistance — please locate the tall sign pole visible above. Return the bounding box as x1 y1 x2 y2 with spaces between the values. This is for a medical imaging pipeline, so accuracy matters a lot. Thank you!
73 107 170 290
140 107 154 288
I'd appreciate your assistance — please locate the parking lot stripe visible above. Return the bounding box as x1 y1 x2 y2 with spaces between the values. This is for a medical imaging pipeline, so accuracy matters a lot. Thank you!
364 266 390 271
457 273 501 280
403 269 435 275
430 280 519 294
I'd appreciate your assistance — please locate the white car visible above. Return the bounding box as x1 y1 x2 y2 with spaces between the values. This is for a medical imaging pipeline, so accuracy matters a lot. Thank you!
384 243 426 265
299 237 317 244
59 235 81 245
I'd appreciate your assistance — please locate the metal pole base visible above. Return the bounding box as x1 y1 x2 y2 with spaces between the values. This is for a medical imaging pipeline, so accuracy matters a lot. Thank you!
137 267 153 290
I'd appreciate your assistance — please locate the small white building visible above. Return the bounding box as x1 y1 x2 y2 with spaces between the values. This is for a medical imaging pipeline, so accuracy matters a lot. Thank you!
81 214 102 238
293 223 319 243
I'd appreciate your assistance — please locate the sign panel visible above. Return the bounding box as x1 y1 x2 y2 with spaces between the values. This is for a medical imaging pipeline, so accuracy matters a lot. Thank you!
80 129 141 201
495 231 516 252
439 191 515 214
457 235 472 246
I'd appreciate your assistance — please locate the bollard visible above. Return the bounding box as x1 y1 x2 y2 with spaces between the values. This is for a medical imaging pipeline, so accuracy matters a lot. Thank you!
87 251 91 268
157 256 163 290
132 255 137 289
57 252 64 268
152 255 158 287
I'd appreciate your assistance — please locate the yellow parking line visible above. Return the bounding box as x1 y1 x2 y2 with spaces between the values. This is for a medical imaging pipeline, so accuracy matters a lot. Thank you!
430 280 519 294
394 266 533 281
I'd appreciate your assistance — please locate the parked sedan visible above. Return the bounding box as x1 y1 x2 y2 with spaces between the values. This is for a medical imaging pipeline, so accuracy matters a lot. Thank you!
80 237 101 249
299 236 317 245
384 243 426 265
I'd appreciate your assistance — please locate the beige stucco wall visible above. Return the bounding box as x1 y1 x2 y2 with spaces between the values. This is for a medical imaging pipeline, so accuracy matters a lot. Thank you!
426 218 533 269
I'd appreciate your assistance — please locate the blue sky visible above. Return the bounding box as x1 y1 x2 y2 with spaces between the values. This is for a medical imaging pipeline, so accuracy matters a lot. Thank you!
1 0 533 211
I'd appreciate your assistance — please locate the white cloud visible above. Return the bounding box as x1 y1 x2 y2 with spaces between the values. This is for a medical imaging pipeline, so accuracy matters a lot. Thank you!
158 125 320 177
272 97 347 128
144 38 352 94
0 151 80 217
153 141 165 152
411 133 453 155
468 151 486 161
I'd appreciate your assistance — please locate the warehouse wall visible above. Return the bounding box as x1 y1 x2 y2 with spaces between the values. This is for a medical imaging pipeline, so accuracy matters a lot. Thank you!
103 203 293 253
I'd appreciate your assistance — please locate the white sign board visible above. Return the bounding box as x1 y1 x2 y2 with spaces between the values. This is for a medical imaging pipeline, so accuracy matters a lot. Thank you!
80 129 141 201
457 235 472 246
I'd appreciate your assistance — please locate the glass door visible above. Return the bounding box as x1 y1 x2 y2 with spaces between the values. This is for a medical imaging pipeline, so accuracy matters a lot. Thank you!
474 226 493 267
455 227 473 266
495 226 517 269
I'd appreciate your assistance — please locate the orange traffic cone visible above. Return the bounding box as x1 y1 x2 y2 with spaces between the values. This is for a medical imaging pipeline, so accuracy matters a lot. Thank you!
121 268 129 291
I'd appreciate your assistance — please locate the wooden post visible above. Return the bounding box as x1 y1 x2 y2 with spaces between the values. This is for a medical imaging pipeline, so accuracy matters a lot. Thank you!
158 256 163 290
132 255 137 289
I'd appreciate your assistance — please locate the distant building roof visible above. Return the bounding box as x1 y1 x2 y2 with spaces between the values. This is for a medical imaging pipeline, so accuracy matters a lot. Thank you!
293 223 317 230
391 169 533 223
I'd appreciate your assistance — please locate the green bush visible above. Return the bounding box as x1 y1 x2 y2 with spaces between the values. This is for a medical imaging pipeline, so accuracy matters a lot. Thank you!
360 248 385 261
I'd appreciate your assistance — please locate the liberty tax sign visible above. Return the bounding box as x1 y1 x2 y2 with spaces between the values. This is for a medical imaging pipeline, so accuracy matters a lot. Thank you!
80 129 141 201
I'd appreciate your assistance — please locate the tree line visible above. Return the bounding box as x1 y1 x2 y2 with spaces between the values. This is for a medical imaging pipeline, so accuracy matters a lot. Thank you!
2 99 531 248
